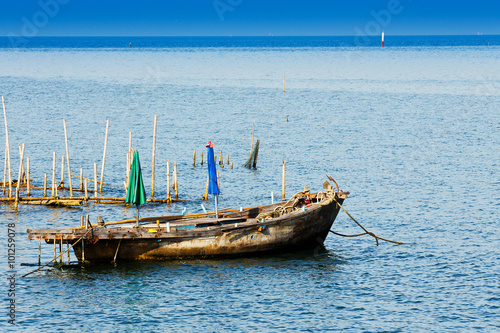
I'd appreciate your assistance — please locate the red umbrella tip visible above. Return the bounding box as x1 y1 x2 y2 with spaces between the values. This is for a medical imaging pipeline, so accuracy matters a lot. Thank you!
206 141 214 148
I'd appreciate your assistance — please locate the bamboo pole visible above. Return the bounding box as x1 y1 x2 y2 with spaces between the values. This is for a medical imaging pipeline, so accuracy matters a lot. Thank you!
3 96 12 198
26 157 30 196
67 243 70 264
203 175 209 200
53 239 56 262
93 163 98 198
166 159 171 202
193 150 196 167
60 155 64 186
2 147 6 195
173 161 178 199
226 155 229 165
282 161 286 200
201 152 203 166
80 168 83 190
62 119 73 197
99 119 109 192
219 150 223 165
230 162 233 169
52 152 56 197
14 189 19 210
43 173 47 197
126 132 132 190
151 115 157 197
84 178 88 201
18 144 26 184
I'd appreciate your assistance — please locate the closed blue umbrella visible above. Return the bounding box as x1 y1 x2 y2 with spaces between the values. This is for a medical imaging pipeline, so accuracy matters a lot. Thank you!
206 141 219 218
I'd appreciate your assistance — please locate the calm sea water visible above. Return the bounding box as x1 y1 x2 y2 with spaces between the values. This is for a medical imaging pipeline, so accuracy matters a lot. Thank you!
1 36 499 332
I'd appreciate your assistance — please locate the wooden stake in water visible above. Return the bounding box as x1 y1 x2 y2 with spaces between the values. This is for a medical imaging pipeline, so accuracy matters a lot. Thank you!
43 173 47 197
173 162 178 199
15 144 24 204
126 131 132 190
201 151 203 166
100 119 109 192
93 163 98 198
59 238 63 264
18 144 26 184
26 157 30 196
67 243 70 264
2 96 13 198
2 149 6 195
60 155 65 186
52 152 57 197
193 150 196 167
38 238 41 265
166 159 171 202
151 115 157 197
282 161 286 200
203 175 209 200
63 119 73 197
80 167 83 191
84 178 88 201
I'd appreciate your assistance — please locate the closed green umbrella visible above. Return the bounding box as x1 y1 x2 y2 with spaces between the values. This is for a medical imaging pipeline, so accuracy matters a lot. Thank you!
125 150 147 226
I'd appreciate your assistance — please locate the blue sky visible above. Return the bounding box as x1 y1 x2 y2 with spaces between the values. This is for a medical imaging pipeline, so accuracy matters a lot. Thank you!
2 0 499 36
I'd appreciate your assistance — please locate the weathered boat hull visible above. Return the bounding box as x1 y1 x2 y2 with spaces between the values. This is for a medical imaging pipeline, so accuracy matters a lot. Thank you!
27 190 347 263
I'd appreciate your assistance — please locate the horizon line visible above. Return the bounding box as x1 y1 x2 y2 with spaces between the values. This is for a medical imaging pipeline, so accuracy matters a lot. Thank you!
1 34 498 38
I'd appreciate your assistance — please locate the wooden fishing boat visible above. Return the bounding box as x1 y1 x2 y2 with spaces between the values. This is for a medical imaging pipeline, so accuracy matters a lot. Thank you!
27 186 348 263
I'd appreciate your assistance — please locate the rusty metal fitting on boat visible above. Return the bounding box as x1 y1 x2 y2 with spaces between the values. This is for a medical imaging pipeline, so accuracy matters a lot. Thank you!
96 216 105 227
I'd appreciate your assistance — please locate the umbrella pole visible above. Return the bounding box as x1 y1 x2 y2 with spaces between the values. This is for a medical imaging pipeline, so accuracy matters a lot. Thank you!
136 206 140 227
215 195 218 220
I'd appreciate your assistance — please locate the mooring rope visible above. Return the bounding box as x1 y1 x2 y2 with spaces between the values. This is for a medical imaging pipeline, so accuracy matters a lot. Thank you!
22 229 92 278
331 198 406 246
